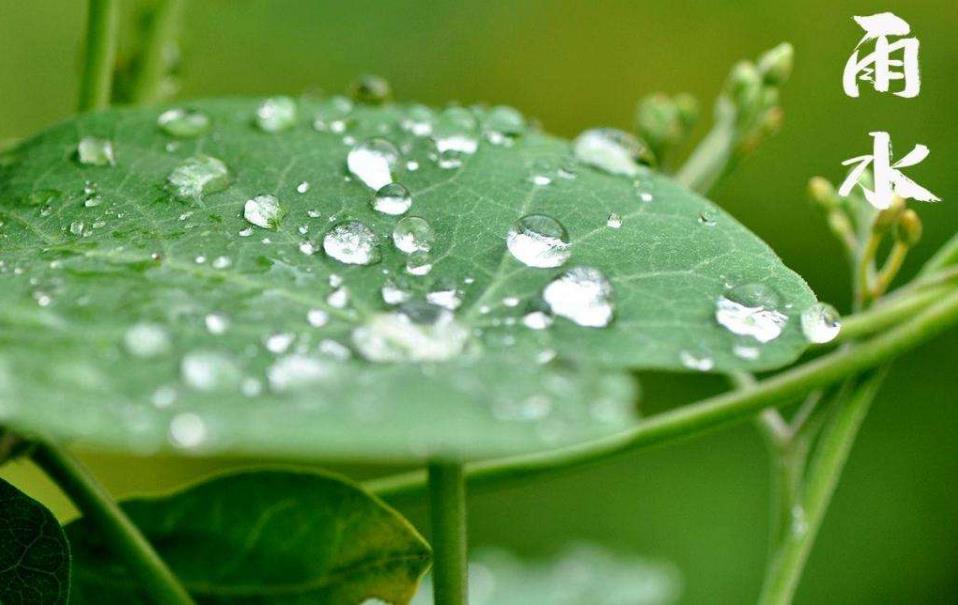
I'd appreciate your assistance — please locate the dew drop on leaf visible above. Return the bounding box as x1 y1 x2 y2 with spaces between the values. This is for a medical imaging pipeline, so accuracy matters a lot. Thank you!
243 194 286 230
382 277 412 305
680 350 715 372
123 322 171 358
371 182 413 215
506 214 571 268
543 266 614 327
350 74 392 105
323 220 381 265
255 96 297 132
573 128 651 176
483 105 527 144
167 155 230 199
157 108 211 138
715 283 788 343
800 302 841 344
347 138 400 190
267 354 334 392
432 107 479 155
607 212 622 229
392 216 435 254
306 308 329 327
351 305 469 362
426 280 463 310
406 251 433 275
401 104 436 137
180 351 240 391
76 137 115 166
313 96 353 133
168 412 207 449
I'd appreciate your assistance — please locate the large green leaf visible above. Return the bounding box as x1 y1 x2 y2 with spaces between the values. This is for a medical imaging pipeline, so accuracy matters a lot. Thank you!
0 478 70 605
66 469 429 605
0 98 815 460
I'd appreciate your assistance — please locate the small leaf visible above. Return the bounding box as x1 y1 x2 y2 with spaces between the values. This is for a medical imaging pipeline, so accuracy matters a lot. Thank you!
0 478 71 605
0 99 816 460
66 470 429 605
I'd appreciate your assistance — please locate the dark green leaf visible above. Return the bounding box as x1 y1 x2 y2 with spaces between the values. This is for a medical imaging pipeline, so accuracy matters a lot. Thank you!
66 469 429 605
0 478 70 605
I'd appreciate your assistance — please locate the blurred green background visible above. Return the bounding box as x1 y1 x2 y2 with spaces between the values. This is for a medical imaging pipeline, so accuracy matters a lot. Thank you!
1 1 956 603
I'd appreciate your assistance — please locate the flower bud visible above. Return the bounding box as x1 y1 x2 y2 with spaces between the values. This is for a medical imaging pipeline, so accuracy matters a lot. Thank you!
896 209 923 246
808 177 839 210
757 43 794 86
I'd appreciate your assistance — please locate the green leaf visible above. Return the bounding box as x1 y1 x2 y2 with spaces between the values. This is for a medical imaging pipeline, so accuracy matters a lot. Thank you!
0 478 71 605
66 469 429 605
0 99 815 460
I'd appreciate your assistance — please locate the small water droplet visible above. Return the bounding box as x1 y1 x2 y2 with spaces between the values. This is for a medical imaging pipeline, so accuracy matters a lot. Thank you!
392 216 435 254
327 286 350 308
313 96 353 133
347 138 400 190
268 354 334 392
69 220 87 236
323 220 381 265
543 266 614 327
433 107 479 155
243 194 286 229
573 128 651 176
76 137 115 166
157 108 211 138
123 322 171 357
522 311 553 330
296 181 310 194
167 155 230 199
151 386 177 408
350 74 392 104
299 241 316 255
800 302 841 344
680 350 714 372
733 344 760 360
506 214 571 268
607 213 622 229
212 256 232 269
405 251 433 276
255 96 297 132
382 277 412 305
640 192 654 203
204 313 229 334
698 212 717 227
371 182 412 215
180 351 240 391
307 308 329 327
265 332 295 354
169 413 207 448
238 227 253 237
352 306 469 362
483 105 527 144
427 281 463 310
401 104 436 137
715 283 788 343
530 174 552 186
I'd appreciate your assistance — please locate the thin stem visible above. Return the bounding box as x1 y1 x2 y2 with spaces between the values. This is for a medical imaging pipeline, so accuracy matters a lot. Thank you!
675 117 736 193
368 287 958 505
30 442 195 605
756 370 886 605
872 241 909 298
833 285 949 344
428 462 468 605
78 0 119 112
856 232 881 309
128 0 183 104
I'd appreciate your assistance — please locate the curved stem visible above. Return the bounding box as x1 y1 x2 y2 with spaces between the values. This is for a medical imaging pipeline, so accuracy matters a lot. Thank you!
128 0 183 104
369 288 958 505
756 370 886 605
676 118 736 193
428 462 468 605
30 442 195 605
78 0 118 112
833 285 949 344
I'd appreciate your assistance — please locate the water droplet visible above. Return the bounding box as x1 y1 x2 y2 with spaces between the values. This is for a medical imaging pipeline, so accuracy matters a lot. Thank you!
323 221 381 265
307 308 329 327
265 332 295 354
347 138 400 190
433 107 479 155
522 310 553 330
307 208 321 218
393 216 435 254
543 266 614 327
204 313 229 334
296 181 310 193
243 194 286 229
733 344 760 360
382 277 412 305
406 251 433 276
151 386 177 408
76 137 115 166
69 220 87 236
800 302 841 344
313 96 353 133
427 281 463 310
157 108 211 138
352 306 469 362
167 155 230 199
238 227 253 237
371 182 412 215
698 212 717 227
680 350 714 372
123 322 171 357
212 256 232 269
640 192 654 203
180 351 240 391
350 74 392 104
255 96 297 132
506 214 571 268
299 241 316 255
327 286 350 308
530 174 551 186
401 104 435 137
169 413 207 448
268 354 334 392
607 213 622 229
715 283 788 343
573 128 651 176
483 105 527 144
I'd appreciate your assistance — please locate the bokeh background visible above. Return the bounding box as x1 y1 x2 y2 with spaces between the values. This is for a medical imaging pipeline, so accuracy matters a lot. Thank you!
1 1 956 603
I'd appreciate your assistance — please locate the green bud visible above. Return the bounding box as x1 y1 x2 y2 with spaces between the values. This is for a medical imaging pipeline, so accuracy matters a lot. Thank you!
896 209 923 246
757 43 794 86
635 93 699 156
673 93 700 128
827 211 855 241
808 177 839 210
726 62 762 111
873 197 906 234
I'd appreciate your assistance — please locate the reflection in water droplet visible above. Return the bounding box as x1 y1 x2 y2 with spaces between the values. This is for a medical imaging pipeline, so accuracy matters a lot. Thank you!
506 214 571 268
371 182 412 215
255 96 297 132
77 137 115 166
427 281 463 310
800 302 841 344
212 256 231 269
543 266 614 327
393 216 435 253
158 108 211 138
483 105 527 145
169 413 207 449
733 344 760 360
323 221 380 265
244 194 286 229
352 307 469 362
123 322 170 357
680 350 714 372
715 283 788 343
168 155 230 199
607 213 622 229
406 251 433 276
433 107 479 155
382 278 412 305
402 104 436 137
327 286 350 309
530 175 551 186
573 128 650 176
347 138 400 190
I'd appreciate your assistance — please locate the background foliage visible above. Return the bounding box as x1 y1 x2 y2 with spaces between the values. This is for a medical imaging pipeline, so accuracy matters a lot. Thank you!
0 1 955 603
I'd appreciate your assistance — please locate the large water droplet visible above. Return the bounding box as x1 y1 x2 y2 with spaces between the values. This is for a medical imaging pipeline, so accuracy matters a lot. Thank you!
347 138 400 190
323 221 381 265
352 305 469 362
123 322 171 357
371 182 412 215
255 96 297 132
483 105 526 144
401 104 435 137
243 194 286 229
433 107 479 154
715 283 788 343
313 96 353 133
393 216 435 253
573 128 652 176
76 137 115 166
167 155 230 199
506 214 571 268
543 266 614 327
157 108 211 138
800 302 841 344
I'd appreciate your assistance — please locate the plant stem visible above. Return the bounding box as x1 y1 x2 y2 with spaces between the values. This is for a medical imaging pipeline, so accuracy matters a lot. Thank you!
676 117 736 193
128 0 183 104
78 0 118 112
833 285 949 344
756 370 885 605
428 462 468 605
368 287 958 505
30 442 195 605
921 231 958 276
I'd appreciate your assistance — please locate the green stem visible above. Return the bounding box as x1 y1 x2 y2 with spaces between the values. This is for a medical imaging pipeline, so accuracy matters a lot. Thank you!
78 0 118 112
128 0 183 104
30 442 195 605
676 117 736 193
368 287 958 505
428 462 468 605
921 231 958 276
756 370 886 605
833 285 949 344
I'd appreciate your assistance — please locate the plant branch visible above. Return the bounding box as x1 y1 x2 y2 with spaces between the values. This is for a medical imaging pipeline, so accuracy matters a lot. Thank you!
428 462 468 605
128 0 183 104
368 287 958 504
30 442 195 605
78 0 119 112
